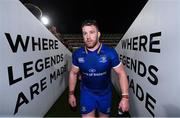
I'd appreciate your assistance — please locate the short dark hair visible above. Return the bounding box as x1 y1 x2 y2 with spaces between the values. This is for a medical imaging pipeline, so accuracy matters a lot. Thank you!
81 19 99 31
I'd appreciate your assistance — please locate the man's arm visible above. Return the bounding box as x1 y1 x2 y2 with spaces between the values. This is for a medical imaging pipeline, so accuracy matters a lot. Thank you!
113 63 129 112
69 65 79 93
68 65 79 107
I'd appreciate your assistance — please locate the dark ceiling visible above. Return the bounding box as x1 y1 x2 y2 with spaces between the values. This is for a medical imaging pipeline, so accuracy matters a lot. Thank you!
20 0 148 34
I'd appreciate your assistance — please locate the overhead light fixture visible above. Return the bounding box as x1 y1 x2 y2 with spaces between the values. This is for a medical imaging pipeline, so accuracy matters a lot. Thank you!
41 16 49 25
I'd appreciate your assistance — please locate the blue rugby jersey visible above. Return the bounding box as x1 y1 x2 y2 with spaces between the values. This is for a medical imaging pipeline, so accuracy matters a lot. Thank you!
72 43 121 93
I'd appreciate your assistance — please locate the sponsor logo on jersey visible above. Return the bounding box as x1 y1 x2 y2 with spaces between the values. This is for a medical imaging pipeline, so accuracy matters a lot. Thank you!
78 57 85 63
82 71 107 77
89 68 96 73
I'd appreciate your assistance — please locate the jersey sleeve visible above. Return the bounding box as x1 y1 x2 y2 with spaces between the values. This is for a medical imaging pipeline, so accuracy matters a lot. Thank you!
72 51 79 68
110 48 121 68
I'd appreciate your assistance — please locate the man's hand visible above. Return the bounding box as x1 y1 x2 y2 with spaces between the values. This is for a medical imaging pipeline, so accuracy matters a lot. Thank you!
118 98 129 112
69 94 77 107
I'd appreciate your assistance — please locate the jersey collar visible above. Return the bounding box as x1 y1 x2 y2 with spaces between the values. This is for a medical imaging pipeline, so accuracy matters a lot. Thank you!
85 43 102 54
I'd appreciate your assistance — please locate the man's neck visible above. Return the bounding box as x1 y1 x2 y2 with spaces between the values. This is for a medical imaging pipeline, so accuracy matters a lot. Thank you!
86 42 100 52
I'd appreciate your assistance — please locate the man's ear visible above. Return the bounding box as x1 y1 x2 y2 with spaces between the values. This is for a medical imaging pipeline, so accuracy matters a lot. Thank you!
98 32 101 38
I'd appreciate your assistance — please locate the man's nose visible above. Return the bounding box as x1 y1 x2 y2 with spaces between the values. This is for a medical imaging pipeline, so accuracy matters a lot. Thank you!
86 33 90 38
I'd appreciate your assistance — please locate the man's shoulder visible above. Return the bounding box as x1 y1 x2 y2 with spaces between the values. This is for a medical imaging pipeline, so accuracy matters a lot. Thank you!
73 46 86 55
101 44 115 53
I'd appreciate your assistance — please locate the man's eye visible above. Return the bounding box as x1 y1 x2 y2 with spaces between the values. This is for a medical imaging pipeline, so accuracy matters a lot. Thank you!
90 31 94 34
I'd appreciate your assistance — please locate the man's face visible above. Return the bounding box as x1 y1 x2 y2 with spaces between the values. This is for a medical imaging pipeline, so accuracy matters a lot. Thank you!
82 25 99 49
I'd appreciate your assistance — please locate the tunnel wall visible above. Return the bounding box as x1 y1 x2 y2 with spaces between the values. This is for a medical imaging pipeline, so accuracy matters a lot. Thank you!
112 0 180 117
0 0 72 116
